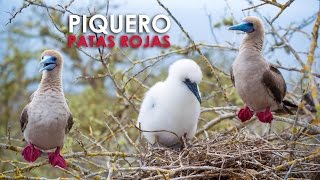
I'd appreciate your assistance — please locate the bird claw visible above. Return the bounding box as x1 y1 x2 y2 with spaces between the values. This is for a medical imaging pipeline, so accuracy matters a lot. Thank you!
256 107 273 123
237 106 254 122
48 147 67 169
22 144 42 162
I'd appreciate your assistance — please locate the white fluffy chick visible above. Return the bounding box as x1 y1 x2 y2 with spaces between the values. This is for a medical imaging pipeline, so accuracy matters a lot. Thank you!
137 59 202 147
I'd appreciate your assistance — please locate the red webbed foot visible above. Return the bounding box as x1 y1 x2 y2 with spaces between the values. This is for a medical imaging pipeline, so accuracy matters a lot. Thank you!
22 144 42 162
237 106 254 122
48 147 67 169
256 107 273 123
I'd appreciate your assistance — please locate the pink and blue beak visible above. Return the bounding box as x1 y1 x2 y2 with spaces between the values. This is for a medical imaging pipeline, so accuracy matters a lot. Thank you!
39 56 57 72
229 21 254 33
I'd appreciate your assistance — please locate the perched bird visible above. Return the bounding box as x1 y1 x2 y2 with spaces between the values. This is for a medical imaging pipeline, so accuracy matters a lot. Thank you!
229 16 297 123
20 50 73 168
137 59 202 147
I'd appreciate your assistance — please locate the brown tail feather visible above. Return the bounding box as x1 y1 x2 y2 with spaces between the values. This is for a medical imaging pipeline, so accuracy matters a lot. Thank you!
282 100 298 115
282 104 294 115
282 100 298 108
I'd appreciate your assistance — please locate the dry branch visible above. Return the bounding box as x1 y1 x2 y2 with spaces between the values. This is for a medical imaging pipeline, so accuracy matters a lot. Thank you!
156 0 231 104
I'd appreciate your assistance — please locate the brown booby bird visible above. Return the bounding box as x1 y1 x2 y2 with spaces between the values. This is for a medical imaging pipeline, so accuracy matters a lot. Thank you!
229 16 297 123
20 50 73 168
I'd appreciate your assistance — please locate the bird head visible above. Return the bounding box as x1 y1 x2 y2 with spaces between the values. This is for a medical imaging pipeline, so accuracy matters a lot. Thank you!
39 50 63 72
168 59 202 104
228 16 263 33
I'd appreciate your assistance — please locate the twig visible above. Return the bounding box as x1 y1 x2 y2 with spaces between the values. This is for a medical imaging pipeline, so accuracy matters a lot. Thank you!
6 2 31 25
271 0 295 23
273 64 320 78
274 116 320 134
257 147 320 175
242 2 267 11
266 19 305 66
24 0 65 13
305 11 320 117
196 113 236 135
156 0 231 104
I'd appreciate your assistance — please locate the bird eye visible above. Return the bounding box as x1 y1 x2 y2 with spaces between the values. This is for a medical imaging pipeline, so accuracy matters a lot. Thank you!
41 56 44 59
248 23 254 26
184 78 191 83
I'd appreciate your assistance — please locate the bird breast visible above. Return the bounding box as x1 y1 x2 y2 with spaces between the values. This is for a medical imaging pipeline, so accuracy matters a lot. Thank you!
24 90 69 150
139 81 200 146
232 54 278 111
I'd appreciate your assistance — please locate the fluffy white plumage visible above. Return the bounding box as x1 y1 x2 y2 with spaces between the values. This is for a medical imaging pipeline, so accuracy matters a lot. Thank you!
137 59 202 147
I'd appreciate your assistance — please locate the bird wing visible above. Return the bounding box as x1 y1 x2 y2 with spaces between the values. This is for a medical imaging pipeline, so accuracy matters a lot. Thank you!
20 104 29 133
261 64 286 104
65 112 74 134
230 66 235 86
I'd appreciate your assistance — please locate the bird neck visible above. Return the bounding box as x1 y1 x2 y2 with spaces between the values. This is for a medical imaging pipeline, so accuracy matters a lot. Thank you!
240 30 264 54
39 69 63 90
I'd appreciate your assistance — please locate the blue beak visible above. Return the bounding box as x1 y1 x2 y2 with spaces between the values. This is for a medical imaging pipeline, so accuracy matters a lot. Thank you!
229 21 254 33
184 79 201 104
39 56 57 72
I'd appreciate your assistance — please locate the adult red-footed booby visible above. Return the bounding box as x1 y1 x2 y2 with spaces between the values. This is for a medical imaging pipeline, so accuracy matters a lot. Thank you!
229 16 297 123
137 59 202 147
20 50 73 168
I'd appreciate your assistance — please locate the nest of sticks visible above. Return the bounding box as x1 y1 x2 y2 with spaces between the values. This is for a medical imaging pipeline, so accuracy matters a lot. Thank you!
2 129 320 179
126 131 320 180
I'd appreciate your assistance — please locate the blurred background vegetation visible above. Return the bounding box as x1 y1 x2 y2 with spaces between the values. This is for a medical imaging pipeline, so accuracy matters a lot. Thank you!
0 0 319 178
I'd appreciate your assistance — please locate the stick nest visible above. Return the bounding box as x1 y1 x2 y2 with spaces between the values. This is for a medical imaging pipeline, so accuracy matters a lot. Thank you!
132 131 320 179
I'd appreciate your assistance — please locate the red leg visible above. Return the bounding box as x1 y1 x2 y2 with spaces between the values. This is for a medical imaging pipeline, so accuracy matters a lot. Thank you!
48 147 67 169
22 144 42 162
237 106 254 122
256 107 273 123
